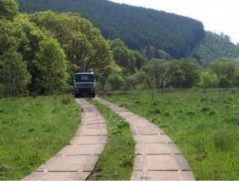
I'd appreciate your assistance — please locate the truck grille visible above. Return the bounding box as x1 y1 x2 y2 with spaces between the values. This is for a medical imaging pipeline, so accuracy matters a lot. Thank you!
77 83 93 89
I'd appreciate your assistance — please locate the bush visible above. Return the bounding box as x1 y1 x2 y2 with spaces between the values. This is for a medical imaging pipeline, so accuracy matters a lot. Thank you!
199 71 219 88
61 95 72 104
125 71 148 90
106 73 126 90
143 59 200 89
209 60 236 87
179 59 200 88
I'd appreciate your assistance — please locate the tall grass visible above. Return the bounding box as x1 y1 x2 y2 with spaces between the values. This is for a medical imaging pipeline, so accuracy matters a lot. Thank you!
0 95 80 180
104 89 239 180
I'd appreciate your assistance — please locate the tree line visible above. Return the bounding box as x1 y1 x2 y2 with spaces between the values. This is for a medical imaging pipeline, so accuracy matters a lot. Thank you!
107 53 239 91
99 38 239 91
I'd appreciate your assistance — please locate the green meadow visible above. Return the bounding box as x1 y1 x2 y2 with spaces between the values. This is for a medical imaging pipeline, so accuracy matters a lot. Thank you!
104 89 239 180
0 95 80 180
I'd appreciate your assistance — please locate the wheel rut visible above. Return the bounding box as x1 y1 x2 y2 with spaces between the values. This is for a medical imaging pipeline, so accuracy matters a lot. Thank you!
23 99 107 180
96 97 195 180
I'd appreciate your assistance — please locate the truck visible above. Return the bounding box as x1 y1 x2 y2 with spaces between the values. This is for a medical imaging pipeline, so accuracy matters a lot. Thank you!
74 72 96 97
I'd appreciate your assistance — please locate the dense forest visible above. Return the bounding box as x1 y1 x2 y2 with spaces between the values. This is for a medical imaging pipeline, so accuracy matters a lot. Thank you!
0 0 148 96
1 0 239 98
0 0 114 96
192 32 239 65
18 0 239 63
18 0 205 59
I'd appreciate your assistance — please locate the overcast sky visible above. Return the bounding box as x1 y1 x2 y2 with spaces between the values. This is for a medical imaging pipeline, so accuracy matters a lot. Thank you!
109 0 239 44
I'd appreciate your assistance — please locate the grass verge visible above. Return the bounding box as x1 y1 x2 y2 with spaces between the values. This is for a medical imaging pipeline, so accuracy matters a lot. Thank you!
87 99 134 180
104 89 239 180
0 95 80 180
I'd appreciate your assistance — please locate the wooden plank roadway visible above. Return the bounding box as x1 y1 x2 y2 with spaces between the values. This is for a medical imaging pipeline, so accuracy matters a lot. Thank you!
23 99 107 180
96 97 195 180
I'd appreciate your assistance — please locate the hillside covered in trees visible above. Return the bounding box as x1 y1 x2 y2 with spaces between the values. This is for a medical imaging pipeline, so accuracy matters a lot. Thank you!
0 0 116 96
192 32 239 64
0 0 148 96
1 0 239 98
18 0 205 59
18 0 239 63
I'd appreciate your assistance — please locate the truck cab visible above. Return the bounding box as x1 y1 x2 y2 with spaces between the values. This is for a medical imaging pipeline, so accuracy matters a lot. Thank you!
74 72 96 97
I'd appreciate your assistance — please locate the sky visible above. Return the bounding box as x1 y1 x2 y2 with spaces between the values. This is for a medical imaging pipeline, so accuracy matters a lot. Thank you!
109 0 239 44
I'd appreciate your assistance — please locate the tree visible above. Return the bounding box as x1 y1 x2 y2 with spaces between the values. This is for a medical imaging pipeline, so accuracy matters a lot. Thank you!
13 14 47 64
133 51 146 70
0 19 18 54
209 60 235 87
165 61 185 88
0 49 31 96
199 71 218 88
179 59 200 88
31 11 116 86
143 59 200 89
0 0 18 20
12 14 49 93
143 59 168 89
143 46 171 60
34 38 69 94
110 39 136 75
126 71 148 90
106 73 126 90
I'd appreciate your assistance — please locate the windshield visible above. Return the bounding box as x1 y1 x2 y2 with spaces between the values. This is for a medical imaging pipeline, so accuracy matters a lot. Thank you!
75 74 95 82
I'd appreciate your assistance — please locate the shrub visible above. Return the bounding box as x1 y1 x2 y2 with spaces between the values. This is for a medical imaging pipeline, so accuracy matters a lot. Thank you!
106 73 126 90
199 71 219 88
61 95 72 105
209 60 236 88
200 107 210 112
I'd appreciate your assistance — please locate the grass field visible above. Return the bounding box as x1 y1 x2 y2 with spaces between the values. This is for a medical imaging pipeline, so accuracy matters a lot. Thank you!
104 89 239 180
88 99 135 180
0 95 80 180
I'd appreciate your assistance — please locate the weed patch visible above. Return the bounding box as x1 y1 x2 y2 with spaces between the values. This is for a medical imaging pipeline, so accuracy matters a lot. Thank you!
200 107 210 112
61 95 72 104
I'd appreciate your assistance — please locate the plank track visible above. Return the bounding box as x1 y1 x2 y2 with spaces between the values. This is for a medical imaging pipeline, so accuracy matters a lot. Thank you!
96 97 195 180
23 99 107 180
